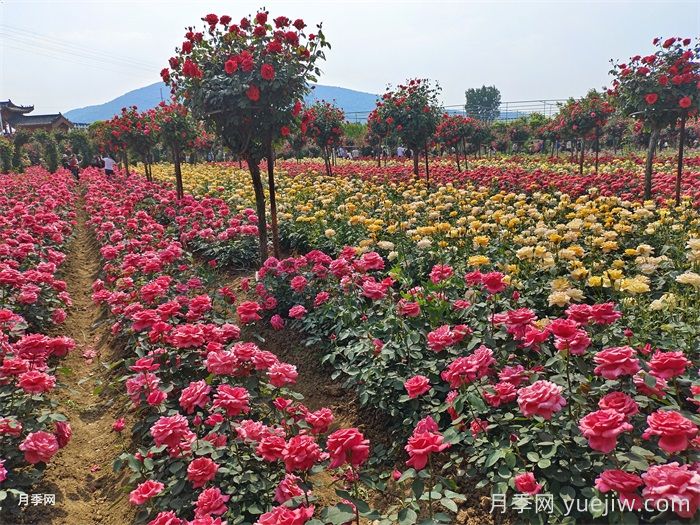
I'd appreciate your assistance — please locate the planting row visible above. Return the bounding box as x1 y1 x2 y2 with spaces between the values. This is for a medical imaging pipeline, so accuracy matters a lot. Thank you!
245 245 700 522
84 168 412 525
0 168 76 511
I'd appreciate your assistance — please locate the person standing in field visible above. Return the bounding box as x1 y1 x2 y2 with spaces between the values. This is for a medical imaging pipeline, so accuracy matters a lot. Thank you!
102 154 117 177
68 154 80 180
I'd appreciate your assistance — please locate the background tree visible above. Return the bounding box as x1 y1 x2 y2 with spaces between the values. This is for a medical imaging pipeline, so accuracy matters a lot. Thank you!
366 108 392 167
65 129 97 167
465 85 501 122
377 78 442 180
435 114 480 170
555 90 614 173
303 100 345 176
610 36 700 201
164 10 329 263
11 130 29 172
0 138 12 172
32 131 59 173
154 102 199 199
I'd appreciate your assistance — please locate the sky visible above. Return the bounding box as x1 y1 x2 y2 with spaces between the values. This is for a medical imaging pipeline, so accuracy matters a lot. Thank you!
1 0 699 114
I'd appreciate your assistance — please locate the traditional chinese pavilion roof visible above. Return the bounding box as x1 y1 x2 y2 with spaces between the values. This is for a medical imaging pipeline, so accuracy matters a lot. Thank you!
0 100 35 114
14 114 71 127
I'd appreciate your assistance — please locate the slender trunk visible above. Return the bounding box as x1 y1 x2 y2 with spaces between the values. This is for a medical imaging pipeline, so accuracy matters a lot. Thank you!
412 149 419 176
377 147 381 168
594 128 600 175
578 139 585 175
173 146 184 200
424 143 429 184
123 150 130 176
676 114 686 206
267 141 281 259
455 149 461 172
246 156 268 265
644 127 661 201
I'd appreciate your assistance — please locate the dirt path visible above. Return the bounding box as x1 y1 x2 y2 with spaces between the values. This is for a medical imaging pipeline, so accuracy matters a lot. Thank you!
20 198 133 525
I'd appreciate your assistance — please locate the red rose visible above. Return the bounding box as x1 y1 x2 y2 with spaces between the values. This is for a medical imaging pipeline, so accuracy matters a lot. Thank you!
404 375 431 399
246 84 260 102
18 370 56 394
280 126 290 137
514 472 542 495
129 479 164 505
255 11 268 25
679 96 693 109
288 305 307 319
261 63 275 81
642 410 698 453
224 59 238 75
187 457 219 488
517 380 566 419
645 93 659 105
578 409 633 453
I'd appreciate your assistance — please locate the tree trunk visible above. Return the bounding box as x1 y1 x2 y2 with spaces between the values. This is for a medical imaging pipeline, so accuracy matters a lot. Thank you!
267 141 281 259
594 128 600 175
123 150 130 176
377 147 381 167
246 156 268 265
676 114 686 206
424 143 429 185
173 146 184 200
578 139 585 175
455 149 461 172
644 127 661 201
412 149 419 176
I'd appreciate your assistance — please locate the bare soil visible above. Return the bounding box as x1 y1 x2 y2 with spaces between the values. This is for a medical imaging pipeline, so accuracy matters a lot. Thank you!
15 200 134 525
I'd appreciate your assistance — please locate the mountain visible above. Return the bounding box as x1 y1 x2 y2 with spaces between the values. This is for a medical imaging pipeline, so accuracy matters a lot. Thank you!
64 82 378 124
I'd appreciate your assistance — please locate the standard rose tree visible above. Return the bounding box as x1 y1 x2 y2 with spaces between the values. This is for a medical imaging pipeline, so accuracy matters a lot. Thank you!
302 100 345 176
374 78 442 180
610 37 700 202
163 11 330 264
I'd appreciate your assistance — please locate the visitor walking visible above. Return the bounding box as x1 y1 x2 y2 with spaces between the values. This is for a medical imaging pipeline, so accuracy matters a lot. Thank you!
68 154 80 180
102 155 117 177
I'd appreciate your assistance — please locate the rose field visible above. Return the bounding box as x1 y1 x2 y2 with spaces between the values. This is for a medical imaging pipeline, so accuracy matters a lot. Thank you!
2 7 700 525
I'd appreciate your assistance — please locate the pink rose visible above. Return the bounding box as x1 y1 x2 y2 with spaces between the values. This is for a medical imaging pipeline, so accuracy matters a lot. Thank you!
187 457 219 488
405 430 450 470
578 409 633 453
642 410 698 453
236 301 261 324
179 380 211 414
517 380 566 420
288 305 307 319
397 299 421 317
482 382 517 407
194 487 229 518
593 346 640 380
267 363 298 388
649 350 690 379
404 375 431 399
642 462 700 518
427 325 456 352
326 428 370 469
270 314 285 330
598 392 639 418
514 472 542 495
19 431 59 464
129 479 164 505
595 469 643 510
429 264 453 284
282 434 324 472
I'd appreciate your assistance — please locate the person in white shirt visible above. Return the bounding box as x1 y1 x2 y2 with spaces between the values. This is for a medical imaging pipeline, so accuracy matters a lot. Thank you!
102 155 116 176
396 146 405 158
